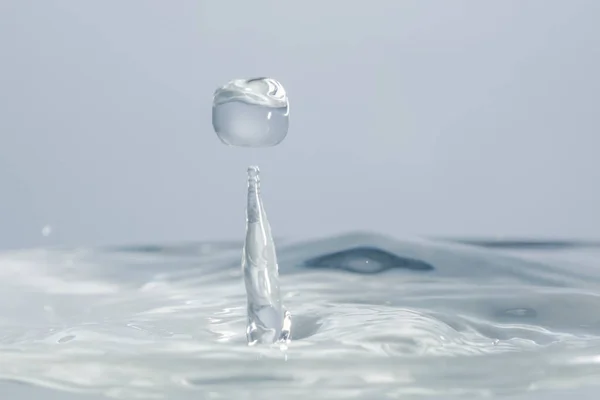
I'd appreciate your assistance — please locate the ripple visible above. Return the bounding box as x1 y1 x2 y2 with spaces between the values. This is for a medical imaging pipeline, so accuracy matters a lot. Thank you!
1 233 600 398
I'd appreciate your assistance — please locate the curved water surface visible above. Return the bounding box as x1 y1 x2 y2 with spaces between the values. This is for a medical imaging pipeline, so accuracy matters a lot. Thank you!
1 232 600 399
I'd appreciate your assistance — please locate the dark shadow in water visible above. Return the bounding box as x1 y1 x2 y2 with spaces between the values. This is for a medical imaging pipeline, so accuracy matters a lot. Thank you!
440 239 600 250
495 307 538 319
185 375 294 386
106 242 240 256
302 247 434 274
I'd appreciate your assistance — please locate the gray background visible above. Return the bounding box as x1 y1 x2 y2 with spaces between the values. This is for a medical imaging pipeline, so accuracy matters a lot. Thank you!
1 0 598 250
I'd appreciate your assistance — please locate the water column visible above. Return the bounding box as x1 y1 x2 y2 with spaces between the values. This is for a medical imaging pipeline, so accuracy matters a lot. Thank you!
212 78 291 346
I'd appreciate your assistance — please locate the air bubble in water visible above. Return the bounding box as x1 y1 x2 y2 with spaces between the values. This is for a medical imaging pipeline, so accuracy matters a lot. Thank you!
212 78 289 147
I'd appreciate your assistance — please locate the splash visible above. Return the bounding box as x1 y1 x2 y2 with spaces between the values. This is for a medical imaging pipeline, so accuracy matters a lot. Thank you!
242 166 291 345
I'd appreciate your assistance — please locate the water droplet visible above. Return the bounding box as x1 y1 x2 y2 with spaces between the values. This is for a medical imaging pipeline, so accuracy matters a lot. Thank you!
212 77 289 147
247 165 260 179
41 225 52 237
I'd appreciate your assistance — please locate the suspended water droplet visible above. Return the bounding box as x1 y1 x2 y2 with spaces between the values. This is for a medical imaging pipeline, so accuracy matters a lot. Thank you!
212 78 289 147
41 225 52 237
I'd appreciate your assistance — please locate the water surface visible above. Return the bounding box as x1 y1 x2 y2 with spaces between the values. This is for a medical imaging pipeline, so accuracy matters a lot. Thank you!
1 232 600 399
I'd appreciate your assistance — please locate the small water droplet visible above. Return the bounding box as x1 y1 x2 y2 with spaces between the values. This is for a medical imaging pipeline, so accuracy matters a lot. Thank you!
212 77 289 147
41 225 52 237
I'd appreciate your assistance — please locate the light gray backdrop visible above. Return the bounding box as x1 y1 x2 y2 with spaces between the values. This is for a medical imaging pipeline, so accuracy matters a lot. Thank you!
1 0 598 250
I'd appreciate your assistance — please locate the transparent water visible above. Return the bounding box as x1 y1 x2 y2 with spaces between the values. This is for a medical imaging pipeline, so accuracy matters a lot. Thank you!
242 166 290 345
212 77 289 147
2 232 600 399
